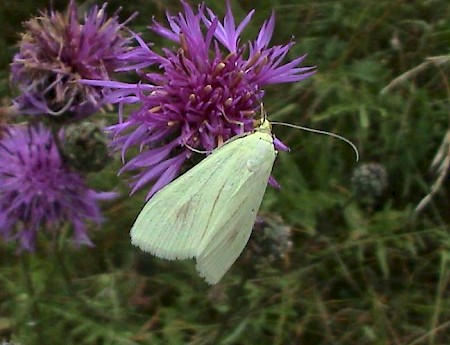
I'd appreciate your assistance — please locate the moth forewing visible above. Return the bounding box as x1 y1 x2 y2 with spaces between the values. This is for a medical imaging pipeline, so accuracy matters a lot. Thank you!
195 129 277 283
130 121 277 284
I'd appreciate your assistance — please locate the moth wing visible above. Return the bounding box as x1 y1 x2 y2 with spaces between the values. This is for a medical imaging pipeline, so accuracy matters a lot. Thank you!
130 133 270 260
196 132 276 284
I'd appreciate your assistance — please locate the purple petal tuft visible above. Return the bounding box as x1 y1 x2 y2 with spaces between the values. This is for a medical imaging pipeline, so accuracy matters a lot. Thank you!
0 124 115 251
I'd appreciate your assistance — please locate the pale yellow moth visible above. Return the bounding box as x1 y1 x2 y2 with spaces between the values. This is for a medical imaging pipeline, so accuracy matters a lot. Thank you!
131 119 276 284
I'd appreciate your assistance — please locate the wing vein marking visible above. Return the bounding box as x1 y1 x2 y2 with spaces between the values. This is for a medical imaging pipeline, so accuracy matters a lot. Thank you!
199 182 227 243
197 191 256 258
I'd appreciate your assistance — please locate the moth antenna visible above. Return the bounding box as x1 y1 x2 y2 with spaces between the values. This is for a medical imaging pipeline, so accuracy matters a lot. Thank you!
221 109 245 134
184 143 211 155
254 103 271 130
261 103 268 123
271 121 360 162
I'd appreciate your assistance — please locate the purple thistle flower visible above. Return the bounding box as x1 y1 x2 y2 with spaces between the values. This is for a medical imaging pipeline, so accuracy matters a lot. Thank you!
86 1 315 199
10 0 134 120
0 124 116 251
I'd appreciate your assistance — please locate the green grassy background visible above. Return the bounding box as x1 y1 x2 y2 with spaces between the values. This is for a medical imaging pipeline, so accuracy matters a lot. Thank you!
1 0 450 344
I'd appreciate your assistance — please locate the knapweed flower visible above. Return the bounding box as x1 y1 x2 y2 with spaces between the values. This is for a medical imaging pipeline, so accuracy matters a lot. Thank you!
10 0 134 120
0 124 115 251
88 1 314 199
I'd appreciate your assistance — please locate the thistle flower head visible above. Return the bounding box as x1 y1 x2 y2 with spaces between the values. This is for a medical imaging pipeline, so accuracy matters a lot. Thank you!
90 1 314 199
0 124 115 251
10 0 133 120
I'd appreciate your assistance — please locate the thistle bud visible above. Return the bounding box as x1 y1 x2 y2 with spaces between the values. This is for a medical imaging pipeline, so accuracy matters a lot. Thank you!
60 121 111 173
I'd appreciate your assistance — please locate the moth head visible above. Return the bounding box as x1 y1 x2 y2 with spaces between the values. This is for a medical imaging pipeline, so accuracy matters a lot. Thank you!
255 119 272 135
253 103 272 135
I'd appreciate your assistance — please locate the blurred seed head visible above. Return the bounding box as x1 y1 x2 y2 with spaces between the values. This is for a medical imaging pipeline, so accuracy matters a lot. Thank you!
246 214 293 265
60 121 111 173
351 162 388 206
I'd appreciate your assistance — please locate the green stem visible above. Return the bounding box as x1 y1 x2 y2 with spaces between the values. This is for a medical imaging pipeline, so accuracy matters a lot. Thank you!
20 253 45 344
211 272 250 343
52 234 75 295
51 230 117 322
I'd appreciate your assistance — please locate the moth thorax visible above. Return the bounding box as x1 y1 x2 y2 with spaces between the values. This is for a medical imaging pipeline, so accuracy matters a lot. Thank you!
255 119 272 135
